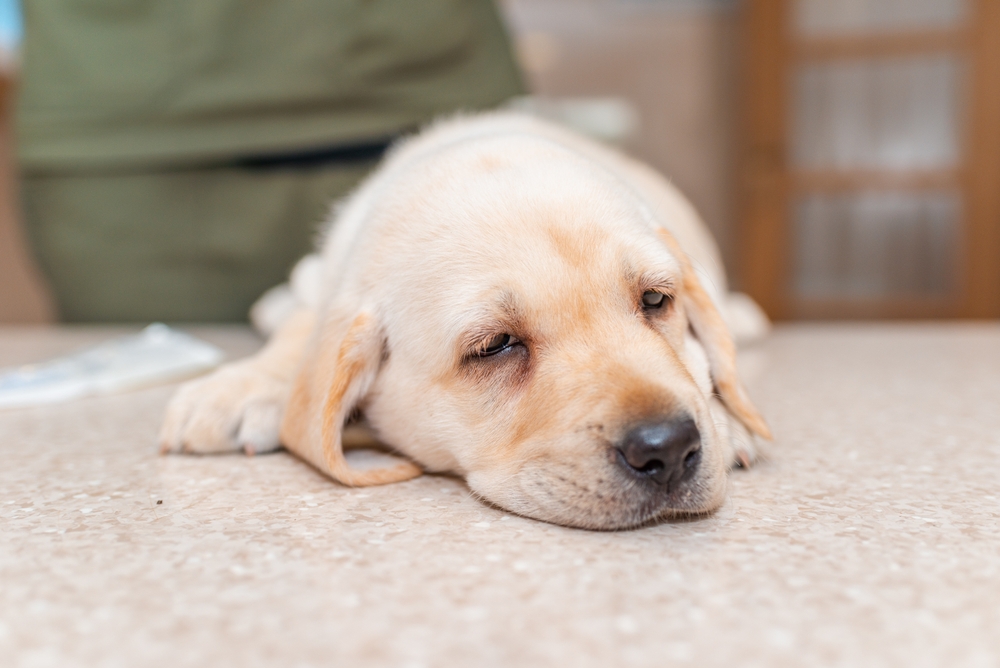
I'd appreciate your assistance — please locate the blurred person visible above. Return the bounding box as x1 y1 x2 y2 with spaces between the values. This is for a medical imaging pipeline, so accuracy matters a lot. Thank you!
15 0 523 321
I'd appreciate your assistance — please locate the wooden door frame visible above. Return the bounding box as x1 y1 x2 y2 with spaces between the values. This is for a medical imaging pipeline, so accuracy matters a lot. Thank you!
738 0 1000 320
738 0 790 319
964 0 1000 317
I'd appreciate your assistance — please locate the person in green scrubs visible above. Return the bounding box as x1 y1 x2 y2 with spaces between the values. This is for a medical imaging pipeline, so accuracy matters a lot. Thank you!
16 0 523 322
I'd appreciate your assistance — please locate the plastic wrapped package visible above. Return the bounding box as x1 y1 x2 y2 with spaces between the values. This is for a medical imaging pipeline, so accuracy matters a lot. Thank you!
0 324 222 409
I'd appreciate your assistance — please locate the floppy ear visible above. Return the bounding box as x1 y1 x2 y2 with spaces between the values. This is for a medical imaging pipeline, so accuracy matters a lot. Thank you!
655 228 773 440
280 311 423 485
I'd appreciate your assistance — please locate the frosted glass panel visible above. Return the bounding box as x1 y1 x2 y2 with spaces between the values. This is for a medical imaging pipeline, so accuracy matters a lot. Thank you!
794 192 958 298
792 55 963 170
794 0 967 37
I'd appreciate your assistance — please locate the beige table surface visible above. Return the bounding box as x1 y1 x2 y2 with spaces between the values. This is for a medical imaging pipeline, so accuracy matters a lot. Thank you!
1 324 999 668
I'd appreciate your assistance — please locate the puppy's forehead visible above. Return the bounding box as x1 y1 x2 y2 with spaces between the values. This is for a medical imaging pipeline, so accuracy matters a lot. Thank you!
374 139 685 342
405 143 682 278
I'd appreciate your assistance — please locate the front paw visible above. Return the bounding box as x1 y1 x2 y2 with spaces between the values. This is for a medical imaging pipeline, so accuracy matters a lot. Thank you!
710 397 760 469
726 417 760 469
159 362 288 456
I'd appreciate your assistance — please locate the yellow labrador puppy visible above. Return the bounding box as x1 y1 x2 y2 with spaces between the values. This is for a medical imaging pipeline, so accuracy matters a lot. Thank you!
160 113 771 530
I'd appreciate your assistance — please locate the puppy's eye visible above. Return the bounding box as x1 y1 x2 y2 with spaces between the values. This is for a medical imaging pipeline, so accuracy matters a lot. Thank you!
642 290 668 309
478 333 521 357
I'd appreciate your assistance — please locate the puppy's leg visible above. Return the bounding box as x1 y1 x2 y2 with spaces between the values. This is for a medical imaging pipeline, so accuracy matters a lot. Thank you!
710 396 759 469
159 309 315 455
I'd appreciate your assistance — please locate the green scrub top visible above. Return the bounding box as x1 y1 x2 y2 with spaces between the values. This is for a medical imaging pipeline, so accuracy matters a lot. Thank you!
14 0 524 322
16 0 523 170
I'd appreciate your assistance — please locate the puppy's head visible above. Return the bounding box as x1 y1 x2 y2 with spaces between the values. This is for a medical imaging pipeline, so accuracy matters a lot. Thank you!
286 139 769 529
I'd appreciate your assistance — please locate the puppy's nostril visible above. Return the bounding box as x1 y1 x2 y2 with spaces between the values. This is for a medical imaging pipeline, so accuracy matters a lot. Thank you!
637 459 664 475
683 447 701 470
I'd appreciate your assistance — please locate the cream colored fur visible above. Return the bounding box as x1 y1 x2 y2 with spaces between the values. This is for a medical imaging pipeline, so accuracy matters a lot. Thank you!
160 112 771 529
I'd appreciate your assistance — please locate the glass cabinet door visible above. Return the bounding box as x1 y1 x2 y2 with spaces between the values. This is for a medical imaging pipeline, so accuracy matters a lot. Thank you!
789 0 967 306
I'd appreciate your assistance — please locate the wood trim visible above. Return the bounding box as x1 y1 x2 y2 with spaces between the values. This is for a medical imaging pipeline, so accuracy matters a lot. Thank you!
738 0 790 320
791 169 961 192
793 29 968 61
962 0 1000 317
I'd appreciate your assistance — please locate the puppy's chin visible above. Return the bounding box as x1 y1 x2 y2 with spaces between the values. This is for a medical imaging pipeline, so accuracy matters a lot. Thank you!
466 457 728 531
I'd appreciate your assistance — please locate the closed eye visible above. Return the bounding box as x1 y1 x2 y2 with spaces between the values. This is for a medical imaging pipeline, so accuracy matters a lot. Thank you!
460 329 532 387
476 333 523 357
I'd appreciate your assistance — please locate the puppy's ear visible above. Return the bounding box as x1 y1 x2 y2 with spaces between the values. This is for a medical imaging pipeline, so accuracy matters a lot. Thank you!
655 228 773 440
281 311 423 485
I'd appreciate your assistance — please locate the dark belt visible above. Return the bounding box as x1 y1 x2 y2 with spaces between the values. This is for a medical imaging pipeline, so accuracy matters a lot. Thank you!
235 135 402 170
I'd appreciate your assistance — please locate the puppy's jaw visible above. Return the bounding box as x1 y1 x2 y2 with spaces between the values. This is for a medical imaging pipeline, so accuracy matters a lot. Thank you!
466 430 728 530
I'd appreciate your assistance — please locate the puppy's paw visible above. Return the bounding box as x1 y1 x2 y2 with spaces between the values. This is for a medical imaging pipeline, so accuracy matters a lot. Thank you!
159 362 289 456
710 397 760 470
726 417 759 469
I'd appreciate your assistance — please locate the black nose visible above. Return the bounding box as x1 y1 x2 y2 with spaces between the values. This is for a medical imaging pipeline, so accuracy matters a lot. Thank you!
616 417 702 489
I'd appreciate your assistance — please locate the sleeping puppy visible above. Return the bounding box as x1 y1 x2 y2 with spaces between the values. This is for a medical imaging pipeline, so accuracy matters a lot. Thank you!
160 112 771 530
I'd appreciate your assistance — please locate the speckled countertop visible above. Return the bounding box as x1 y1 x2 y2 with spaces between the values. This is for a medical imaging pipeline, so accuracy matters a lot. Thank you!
2 324 999 668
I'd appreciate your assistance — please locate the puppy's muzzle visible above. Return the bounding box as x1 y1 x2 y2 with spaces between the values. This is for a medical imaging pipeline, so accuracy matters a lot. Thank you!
615 417 701 491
